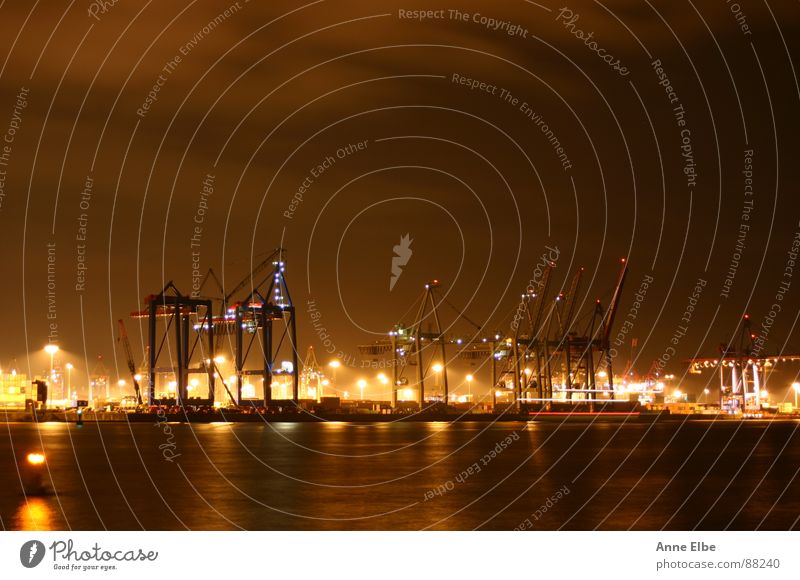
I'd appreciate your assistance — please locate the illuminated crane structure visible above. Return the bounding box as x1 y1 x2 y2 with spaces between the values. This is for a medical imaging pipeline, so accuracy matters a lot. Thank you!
131 248 298 407
358 258 630 411
360 279 483 408
299 346 328 402
686 315 800 414
491 259 628 409
131 281 215 405
129 249 629 412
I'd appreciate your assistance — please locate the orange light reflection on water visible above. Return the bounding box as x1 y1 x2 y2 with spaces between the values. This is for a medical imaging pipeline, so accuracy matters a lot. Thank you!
12 497 55 531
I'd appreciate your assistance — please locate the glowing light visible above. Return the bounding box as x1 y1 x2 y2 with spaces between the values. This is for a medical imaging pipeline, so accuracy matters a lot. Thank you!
242 383 255 398
760 390 768 398
329 360 341 369
213 355 226 364
432 363 443 373
65 363 73 370
44 344 59 355
792 382 800 393
704 388 710 395
674 389 682 398
189 379 199 388
523 368 532 376
117 379 126 387
357 379 367 388
26 453 46 466
466 374 473 382
134 374 142 381
597 371 607 378
377 374 389 385
402 388 413 400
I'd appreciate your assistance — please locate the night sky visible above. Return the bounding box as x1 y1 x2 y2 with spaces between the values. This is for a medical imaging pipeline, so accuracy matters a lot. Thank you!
1 0 799 396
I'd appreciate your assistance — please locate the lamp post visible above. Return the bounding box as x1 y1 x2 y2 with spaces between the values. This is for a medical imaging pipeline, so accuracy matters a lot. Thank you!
432 363 443 399
377 373 389 401
44 344 59 403
65 363 73 399
357 379 367 401
466 374 474 401
320 379 329 400
329 360 341 385
793 382 800 409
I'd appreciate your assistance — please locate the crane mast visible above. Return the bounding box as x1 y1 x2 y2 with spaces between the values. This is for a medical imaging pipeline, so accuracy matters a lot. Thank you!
117 319 143 405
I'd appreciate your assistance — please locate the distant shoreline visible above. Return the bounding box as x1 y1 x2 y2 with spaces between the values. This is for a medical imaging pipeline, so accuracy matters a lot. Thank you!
2 410 794 424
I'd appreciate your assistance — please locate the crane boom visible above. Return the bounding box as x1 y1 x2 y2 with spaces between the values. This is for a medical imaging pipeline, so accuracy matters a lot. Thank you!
117 319 143 405
529 263 553 339
224 248 283 305
602 258 629 345
561 268 583 335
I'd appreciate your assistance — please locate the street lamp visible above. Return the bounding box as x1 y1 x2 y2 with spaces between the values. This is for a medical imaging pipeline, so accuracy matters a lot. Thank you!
702 388 710 402
329 360 341 384
65 363 73 398
43 344 59 402
357 379 367 401
321 378 329 399
377 373 389 399
432 363 443 397
792 382 800 409
466 374 474 400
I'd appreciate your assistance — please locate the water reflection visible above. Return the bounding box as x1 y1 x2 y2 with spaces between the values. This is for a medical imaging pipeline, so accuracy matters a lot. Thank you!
12 497 56 530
